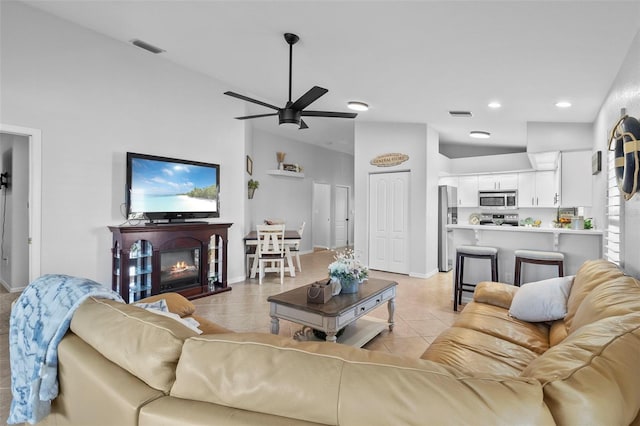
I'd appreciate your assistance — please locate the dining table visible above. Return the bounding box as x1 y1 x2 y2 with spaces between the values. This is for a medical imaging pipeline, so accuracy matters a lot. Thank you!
243 230 301 278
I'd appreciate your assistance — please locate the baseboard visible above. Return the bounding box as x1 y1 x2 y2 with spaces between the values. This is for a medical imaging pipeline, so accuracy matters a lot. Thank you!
0 278 25 293
409 268 439 279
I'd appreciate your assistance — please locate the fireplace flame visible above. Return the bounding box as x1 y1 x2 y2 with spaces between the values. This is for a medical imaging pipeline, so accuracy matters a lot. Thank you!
171 261 189 272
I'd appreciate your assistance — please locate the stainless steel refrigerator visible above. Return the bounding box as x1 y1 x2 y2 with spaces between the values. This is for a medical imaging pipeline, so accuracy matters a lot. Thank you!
438 185 458 272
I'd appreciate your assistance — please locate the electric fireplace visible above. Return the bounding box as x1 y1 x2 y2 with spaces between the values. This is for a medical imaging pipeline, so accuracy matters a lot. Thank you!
160 247 201 292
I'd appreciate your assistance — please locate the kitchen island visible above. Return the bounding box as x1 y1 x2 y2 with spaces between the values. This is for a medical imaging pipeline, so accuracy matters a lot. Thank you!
447 224 603 291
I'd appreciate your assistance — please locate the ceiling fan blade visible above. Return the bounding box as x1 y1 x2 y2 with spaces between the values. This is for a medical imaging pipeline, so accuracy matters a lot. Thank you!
299 119 309 129
235 113 278 120
290 86 328 111
224 91 280 111
301 111 358 119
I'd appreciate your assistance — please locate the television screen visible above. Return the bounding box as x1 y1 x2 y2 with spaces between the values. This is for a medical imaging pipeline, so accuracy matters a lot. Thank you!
126 152 220 222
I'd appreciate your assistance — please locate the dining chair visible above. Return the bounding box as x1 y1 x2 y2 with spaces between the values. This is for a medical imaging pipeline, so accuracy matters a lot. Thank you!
256 224 286 285
245 245 256 278
288 221 305 272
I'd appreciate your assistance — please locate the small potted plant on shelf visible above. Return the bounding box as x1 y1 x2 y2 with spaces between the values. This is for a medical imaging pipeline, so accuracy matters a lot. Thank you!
248 179 259 199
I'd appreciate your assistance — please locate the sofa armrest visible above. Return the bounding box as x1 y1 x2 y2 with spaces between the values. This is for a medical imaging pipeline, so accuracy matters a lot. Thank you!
473 281 519 310
137 292 196 317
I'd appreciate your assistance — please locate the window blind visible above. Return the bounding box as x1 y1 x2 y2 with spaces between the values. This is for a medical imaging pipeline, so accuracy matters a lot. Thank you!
605 149 623 266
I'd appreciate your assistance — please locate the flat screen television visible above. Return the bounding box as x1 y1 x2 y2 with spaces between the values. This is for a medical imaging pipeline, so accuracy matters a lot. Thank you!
126 152 220 223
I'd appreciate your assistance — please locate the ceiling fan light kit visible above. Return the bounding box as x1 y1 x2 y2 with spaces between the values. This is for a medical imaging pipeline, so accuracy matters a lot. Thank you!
224 33 357 129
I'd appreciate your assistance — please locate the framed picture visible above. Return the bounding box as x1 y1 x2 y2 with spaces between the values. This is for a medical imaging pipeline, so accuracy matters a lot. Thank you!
246 155 253 176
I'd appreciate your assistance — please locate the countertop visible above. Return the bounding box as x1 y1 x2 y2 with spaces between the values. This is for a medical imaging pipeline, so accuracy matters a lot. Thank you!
447 224 603 235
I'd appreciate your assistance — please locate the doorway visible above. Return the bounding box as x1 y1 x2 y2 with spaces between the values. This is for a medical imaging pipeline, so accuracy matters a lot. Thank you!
0 124 41 291
368 171 410 274
334 185 349 249
312 182 331 250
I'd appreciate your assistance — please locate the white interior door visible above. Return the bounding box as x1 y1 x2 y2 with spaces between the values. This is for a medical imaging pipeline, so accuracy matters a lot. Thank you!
369 172 410 274
312 182 331 250
334 185 349 248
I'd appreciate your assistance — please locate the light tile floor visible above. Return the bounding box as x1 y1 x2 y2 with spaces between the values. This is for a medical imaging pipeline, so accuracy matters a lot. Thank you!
192 249 459 356
0 249 458 425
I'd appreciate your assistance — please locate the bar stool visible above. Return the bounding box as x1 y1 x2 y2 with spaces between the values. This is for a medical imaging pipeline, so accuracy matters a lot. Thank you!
513 249 564 286
454 245 499 311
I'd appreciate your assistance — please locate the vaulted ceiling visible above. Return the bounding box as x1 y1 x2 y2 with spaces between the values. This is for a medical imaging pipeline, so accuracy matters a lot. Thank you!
22 0 640 155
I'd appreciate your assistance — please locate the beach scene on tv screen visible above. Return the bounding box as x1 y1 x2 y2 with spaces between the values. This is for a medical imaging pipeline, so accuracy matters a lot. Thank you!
130 158 218 213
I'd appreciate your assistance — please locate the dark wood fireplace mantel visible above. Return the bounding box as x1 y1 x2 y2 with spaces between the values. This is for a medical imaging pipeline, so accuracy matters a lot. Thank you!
109 222 232 303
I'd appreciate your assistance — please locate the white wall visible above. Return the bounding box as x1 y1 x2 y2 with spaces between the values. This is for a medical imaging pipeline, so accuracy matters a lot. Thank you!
1 2 248 285
593 28 640 277
248 128 354 252
527 122 593 153
354 121 438 278
449 152 533 175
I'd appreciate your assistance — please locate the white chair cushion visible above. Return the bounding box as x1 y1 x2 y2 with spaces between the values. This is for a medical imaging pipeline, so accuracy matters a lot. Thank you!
456 245 498 256
515 249 564 261
509 275 575 322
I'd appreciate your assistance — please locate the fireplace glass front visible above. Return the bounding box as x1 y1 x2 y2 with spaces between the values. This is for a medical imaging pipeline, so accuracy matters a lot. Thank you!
160 247 200 292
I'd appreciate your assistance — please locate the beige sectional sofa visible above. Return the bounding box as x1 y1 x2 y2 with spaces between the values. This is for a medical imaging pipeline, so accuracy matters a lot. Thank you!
38 259 640 425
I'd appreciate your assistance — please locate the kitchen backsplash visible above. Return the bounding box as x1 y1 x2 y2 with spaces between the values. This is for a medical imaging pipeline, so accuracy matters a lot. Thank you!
457 207 595 228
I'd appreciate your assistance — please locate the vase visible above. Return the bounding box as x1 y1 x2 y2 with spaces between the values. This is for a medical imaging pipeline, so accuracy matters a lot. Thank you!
339 277 360 294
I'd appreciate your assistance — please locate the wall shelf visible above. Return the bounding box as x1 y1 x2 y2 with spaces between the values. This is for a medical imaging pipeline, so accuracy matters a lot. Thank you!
266 169 305 178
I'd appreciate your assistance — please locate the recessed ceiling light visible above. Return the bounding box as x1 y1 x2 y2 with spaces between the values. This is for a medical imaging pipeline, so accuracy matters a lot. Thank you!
488 102 501 109
347 101 369 111
469 131 491 139
555 101 572 108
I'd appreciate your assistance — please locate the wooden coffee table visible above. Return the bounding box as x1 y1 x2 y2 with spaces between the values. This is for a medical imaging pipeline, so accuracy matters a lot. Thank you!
267 278 396 346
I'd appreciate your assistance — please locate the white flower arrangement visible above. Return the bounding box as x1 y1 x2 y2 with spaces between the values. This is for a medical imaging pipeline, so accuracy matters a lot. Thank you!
328 249 369 287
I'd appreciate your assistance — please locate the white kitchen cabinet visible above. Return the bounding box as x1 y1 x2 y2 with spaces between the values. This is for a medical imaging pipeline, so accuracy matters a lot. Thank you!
457 175 478 207
561 150 593 207
517 172 536 207
478 173 518 191
518 171 560 207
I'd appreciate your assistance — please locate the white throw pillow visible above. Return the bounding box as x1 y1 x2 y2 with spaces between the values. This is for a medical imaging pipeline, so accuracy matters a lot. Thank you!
509 275 574 322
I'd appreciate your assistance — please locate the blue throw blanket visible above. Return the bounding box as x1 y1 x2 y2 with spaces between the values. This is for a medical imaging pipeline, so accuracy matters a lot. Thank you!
8 274 123 424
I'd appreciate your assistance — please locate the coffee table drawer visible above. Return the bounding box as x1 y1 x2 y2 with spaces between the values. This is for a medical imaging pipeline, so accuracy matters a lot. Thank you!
274 304 324 328
358 287 395 312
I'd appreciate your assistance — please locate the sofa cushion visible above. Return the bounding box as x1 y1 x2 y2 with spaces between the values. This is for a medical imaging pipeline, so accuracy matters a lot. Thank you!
451 302 550 355
140 396 324 426
70 297 197 393
44 334 164 426
565 259 625 329
548 320 568 346
570 275 640 333
521 312 640 426
509 275 574 322
421 326 540 375
172 333 554 426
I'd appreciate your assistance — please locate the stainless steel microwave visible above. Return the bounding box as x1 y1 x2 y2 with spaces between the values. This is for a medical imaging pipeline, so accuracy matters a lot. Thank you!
479 191 517 209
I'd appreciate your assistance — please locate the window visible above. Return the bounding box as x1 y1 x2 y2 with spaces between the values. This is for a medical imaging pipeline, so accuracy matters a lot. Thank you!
605 149 623 266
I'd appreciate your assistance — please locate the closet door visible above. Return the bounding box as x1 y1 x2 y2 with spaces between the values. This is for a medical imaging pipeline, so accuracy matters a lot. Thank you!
369 172 410 274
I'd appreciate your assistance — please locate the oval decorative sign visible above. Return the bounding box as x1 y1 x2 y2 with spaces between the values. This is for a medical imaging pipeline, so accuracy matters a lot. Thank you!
370 153 409 167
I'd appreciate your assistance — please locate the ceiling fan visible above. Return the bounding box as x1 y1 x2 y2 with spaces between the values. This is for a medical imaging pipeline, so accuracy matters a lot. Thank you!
224 33 357 130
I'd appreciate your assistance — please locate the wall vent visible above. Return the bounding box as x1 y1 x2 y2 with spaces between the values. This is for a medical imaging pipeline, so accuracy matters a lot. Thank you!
130 39 165 54
449 111 473 117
